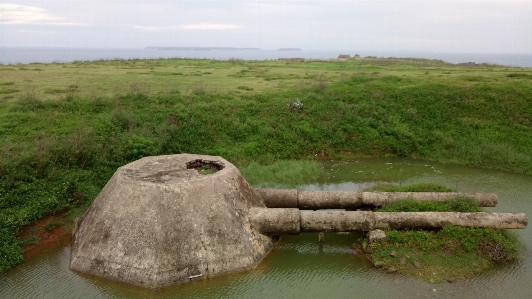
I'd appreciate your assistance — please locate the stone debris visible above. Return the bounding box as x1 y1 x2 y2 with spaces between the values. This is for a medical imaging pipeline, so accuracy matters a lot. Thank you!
368 229 387 244
386 267 398 273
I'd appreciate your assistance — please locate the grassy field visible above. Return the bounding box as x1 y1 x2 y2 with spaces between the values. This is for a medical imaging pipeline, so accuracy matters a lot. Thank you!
3 57 531 101
1 57 531 272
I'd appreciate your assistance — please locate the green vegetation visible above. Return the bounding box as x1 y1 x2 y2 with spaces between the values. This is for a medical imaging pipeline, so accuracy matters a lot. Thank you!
365 226 521 282
377 197 483 213
367 182 454 192
43 221 61 231
1 57 531 273
357 183 523 282
198 165 214 175
239 160 321 187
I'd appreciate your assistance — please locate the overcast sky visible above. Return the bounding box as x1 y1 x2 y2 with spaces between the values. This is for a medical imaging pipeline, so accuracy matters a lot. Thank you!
1 0 531 53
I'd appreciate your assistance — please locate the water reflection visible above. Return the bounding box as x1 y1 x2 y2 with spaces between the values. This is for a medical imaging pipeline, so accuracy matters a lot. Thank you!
1 158 531 299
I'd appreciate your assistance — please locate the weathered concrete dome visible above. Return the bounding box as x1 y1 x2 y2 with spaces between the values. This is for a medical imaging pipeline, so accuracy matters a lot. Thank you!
70 154 274 289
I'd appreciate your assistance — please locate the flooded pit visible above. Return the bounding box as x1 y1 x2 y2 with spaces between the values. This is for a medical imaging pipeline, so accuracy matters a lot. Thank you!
1 158 531 299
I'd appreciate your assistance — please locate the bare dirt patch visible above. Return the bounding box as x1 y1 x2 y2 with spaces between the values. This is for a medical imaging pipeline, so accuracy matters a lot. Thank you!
18 213 73 259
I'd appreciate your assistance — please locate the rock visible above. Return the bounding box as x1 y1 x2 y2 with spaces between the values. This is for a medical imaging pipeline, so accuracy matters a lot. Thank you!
386 267 397 273
400 257 406 265
368 229 386 244
374 261 385 268
389 250 397 257
70 154 275 289
413 261 423 269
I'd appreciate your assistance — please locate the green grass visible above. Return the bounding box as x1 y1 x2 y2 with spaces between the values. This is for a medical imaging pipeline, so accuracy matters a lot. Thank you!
365 226 522 283
239 160 321 187
18 235 40 247
357 184 523 282
371 182 482 213
377 197 483 212
1 57 531 273
367 182 454 192
43 220 62 231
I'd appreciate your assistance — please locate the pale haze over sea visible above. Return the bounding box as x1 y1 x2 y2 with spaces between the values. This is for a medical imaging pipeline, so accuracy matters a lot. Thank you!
1 48 531 68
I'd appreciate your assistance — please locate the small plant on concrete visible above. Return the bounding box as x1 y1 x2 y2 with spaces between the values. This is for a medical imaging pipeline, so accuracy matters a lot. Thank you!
199 165 214 175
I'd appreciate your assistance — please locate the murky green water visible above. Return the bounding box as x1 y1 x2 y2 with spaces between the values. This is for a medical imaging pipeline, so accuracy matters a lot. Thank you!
1 158 531 299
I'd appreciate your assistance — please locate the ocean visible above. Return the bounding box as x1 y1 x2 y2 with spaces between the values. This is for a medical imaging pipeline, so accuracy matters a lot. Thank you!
0 48 531 67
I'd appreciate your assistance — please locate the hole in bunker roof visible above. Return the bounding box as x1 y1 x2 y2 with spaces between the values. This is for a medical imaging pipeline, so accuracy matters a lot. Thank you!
186 159 225 175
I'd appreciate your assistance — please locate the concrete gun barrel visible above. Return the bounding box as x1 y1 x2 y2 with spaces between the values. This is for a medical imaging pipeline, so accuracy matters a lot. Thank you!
248 208 527 234
254 188 498 209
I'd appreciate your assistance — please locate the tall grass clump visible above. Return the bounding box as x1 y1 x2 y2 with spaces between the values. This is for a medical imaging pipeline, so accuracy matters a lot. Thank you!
239 160 321 187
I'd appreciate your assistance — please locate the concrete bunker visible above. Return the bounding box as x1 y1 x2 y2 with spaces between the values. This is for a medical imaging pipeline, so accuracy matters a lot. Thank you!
71 154 528 289
70 154 274 289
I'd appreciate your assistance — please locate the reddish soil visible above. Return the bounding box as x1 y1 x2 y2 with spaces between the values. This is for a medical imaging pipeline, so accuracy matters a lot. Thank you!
351 244 366 255
18 213 73 259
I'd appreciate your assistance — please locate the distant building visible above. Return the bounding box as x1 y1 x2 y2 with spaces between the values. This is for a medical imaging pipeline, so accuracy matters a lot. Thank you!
458 62 477 67
338 54 351 59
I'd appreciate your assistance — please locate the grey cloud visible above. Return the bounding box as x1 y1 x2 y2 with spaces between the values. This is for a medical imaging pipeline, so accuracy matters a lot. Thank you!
1 1 530 53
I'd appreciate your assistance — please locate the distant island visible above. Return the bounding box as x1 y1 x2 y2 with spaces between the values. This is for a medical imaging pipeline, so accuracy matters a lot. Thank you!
145 47 260 51
145 47 302 52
